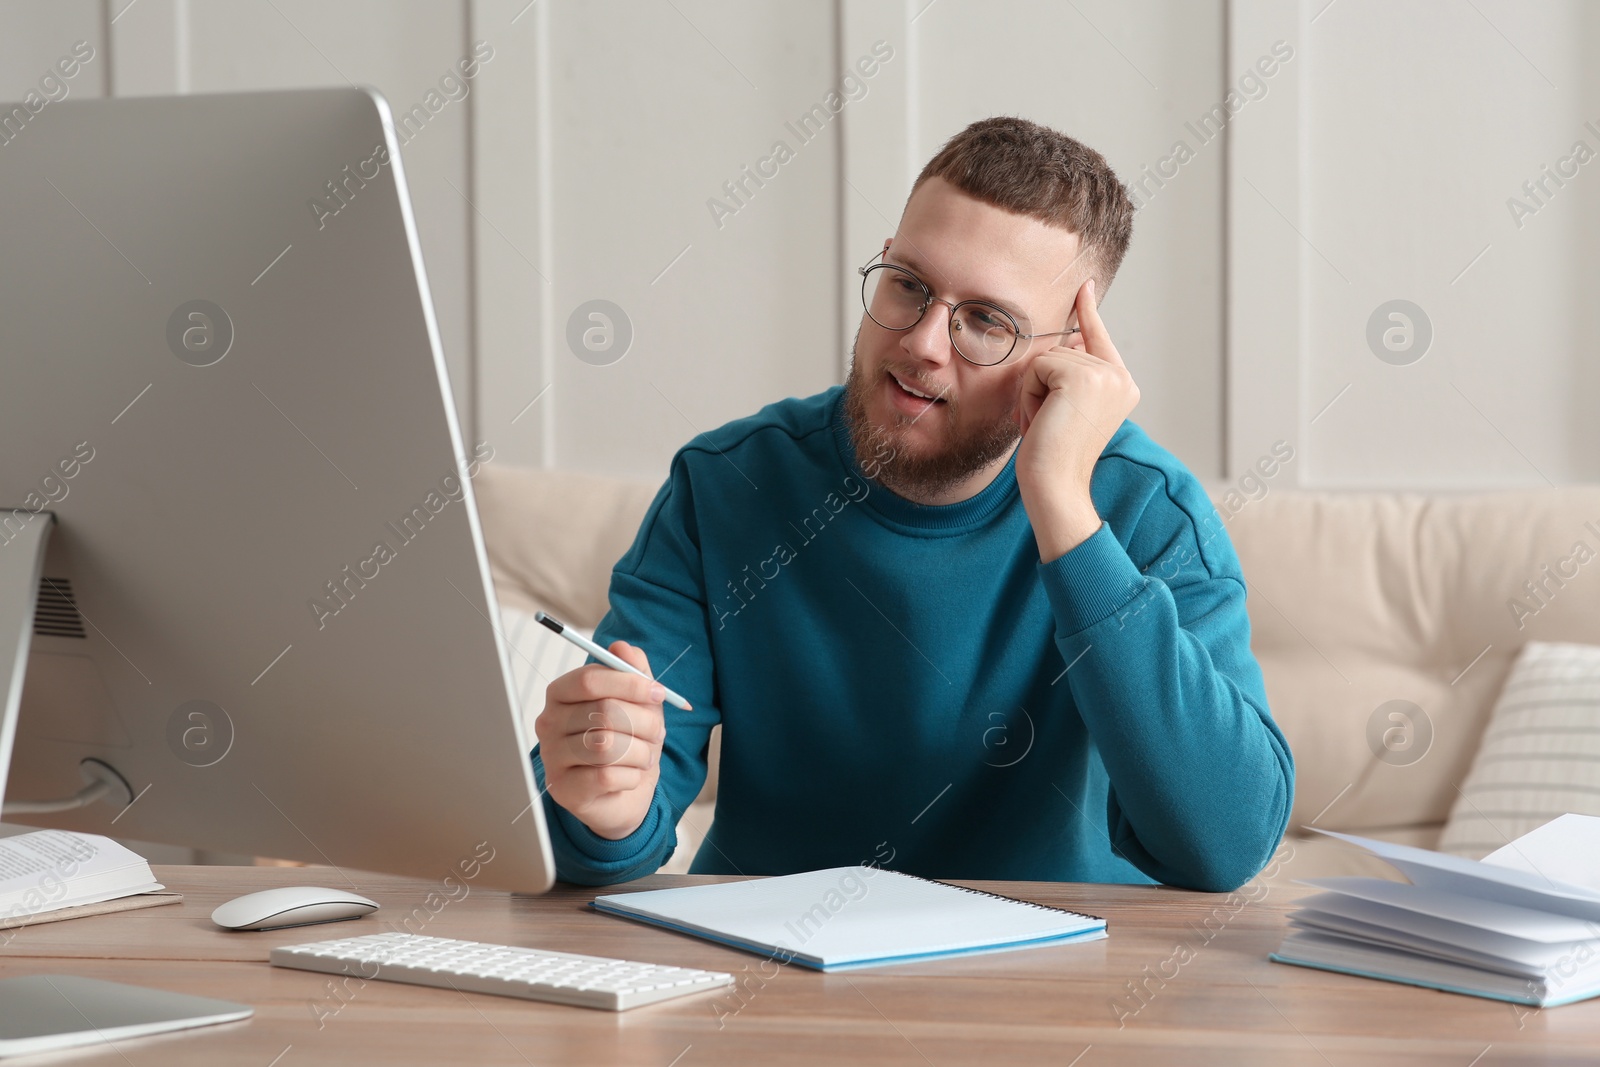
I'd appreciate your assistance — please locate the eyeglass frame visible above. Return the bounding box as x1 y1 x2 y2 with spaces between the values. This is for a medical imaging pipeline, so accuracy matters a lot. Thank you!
856 249 1081 367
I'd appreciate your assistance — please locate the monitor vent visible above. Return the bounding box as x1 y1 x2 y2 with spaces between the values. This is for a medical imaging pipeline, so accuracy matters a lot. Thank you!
34 578 87 639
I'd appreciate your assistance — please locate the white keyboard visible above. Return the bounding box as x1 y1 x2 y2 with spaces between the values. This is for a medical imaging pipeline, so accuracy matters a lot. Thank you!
270 932 734 1011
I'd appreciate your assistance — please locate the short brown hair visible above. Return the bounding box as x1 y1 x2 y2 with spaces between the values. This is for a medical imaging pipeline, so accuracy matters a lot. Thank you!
912 116 1134 290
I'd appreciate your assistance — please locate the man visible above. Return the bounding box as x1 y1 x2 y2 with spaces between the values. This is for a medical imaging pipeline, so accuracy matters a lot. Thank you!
532 117 1293 892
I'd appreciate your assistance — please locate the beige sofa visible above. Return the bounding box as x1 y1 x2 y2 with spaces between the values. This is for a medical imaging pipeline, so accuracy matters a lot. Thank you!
475 462 1600 882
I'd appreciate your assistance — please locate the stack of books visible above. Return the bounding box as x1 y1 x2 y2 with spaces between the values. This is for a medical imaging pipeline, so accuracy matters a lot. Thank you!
1271 815 1600 1007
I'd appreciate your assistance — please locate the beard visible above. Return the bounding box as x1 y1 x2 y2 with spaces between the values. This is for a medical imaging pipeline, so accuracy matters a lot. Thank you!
841 334 1020 502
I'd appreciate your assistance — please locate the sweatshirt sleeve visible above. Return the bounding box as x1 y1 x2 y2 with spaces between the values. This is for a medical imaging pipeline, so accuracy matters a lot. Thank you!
529 457 721 885
1036 469 1294 893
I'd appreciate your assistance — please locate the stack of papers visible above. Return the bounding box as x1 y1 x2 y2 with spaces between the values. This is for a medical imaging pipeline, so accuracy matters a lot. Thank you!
1271 815 1600 1006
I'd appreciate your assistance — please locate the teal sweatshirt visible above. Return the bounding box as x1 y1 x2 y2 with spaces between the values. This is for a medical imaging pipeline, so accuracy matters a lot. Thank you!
531 387 1293 891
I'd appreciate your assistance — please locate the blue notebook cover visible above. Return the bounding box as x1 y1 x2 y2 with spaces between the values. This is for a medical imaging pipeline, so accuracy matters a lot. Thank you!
1270 932 1600 1008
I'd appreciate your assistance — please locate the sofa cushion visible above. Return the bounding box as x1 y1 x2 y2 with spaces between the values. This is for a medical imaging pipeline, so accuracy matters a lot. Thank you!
499 605 591 742
1437 641 1600 858
1277 823 1445 882
475 463 659 628
1224 490 1600 836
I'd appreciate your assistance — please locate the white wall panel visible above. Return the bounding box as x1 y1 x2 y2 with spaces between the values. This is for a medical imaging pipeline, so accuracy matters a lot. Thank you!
477 0 844 481
6 0 1597 491
1230 0 1600 487
1227 0 1307 483
1306 0 1599 486
470 0 553 470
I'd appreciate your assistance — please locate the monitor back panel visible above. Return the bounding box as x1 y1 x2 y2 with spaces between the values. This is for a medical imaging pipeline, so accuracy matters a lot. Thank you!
0 88 553 893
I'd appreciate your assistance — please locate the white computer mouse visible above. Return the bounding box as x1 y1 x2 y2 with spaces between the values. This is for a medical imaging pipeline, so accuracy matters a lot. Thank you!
211 886 379 931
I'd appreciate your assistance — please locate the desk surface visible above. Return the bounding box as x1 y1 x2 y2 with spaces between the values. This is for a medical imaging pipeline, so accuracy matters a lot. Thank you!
3 863 1596 1065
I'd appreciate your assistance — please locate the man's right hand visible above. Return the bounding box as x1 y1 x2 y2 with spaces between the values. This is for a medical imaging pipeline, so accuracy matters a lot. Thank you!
534 641 666 840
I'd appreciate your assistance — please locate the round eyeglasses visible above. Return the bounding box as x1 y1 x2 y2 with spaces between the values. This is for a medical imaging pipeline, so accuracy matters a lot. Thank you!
857 252 1079 366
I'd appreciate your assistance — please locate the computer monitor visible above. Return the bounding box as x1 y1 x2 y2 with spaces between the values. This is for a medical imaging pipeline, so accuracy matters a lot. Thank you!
0 87 555 893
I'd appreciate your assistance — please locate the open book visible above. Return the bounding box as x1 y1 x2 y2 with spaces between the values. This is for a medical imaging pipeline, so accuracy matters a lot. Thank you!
1270 815 1600 1007
0 830 168 930
592 865 1106 971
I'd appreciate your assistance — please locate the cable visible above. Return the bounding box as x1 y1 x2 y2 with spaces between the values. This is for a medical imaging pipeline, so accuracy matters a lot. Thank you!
2 759 133 817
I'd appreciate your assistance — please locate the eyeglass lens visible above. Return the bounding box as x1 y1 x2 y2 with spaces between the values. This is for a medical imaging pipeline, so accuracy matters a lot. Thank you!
861 265 1017 365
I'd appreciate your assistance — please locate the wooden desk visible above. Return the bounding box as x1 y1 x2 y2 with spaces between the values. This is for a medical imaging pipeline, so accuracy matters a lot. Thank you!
3 863 1596 1065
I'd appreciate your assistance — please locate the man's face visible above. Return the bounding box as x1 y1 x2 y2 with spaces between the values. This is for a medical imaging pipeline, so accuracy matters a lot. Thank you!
844 177 1087 501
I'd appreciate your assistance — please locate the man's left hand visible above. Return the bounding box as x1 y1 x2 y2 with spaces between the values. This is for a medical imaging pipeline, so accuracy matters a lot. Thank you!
1013 278 1140 563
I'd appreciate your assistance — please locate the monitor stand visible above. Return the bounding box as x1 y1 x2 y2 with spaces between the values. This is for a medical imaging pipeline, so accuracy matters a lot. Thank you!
0 510 132 818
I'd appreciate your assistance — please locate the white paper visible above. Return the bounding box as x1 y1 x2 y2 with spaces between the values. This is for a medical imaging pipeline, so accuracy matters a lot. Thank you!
1311 828 1600 919
1484 814 1600 891
1297 877 1600 943
1292 891 1594 967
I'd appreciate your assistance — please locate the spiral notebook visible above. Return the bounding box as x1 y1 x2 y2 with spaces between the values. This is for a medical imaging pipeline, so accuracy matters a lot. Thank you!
591 866 1106 971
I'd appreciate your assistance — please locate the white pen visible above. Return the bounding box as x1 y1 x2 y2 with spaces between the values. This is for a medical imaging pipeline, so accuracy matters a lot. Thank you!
534 611 693 711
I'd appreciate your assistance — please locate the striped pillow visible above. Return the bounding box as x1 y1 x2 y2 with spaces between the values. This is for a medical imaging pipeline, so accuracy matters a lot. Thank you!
1438 642 1600 859
499 605 591 743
